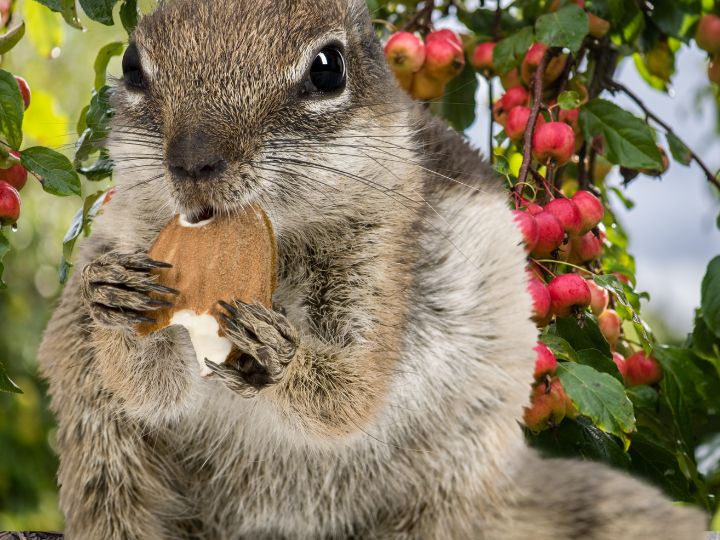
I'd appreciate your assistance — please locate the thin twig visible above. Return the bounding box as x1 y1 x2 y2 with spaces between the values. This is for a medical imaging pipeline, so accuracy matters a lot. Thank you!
609 79 720 191
403 0 435 33
516 47 561 189
488 79 494 165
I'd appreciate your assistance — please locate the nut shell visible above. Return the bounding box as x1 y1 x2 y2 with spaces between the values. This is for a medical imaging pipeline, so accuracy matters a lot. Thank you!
138 206 277 343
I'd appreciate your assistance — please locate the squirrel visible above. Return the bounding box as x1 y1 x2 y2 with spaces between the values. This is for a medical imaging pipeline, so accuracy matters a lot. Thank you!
38 0 707 538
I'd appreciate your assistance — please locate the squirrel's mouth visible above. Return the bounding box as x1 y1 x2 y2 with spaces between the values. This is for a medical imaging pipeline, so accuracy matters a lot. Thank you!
184 206 216 225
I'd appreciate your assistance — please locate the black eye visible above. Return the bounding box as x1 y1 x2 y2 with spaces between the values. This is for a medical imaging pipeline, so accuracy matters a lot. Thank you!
122 43 145 90
301 47 346 96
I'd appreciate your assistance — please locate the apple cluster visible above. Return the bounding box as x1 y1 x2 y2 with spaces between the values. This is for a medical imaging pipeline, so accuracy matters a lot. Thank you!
384 29 465 100
696 14 720 86
0 76 31 227
523 342 577 432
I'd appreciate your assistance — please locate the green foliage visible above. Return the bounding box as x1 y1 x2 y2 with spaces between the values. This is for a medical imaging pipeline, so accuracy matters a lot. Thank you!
535 4 588 53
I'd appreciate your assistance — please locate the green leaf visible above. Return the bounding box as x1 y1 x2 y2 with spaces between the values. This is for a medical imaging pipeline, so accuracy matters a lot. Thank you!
527 416 630 469
60 191 107 283
36 0 83 29
557 90 580 110
666 133 693 166
94 42 124 91
493 26 534 74
440 63 477 132
701 256 720 339
21 146 81 197
0 69 25 150
535 4 589 53
78 151 113 181
120 0 138 33
0 21 26 54
75 86 113 161
580 98 663 170
79 0 118 25
540 334 579 363
576 348 623 381
0 360 22 394
0 231 10 288
593 274 652 351
691 310 720 362
556 314 612 358
557 362 636 444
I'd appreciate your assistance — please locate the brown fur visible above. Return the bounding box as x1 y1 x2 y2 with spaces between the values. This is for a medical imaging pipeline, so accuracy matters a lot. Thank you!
39 0 707 538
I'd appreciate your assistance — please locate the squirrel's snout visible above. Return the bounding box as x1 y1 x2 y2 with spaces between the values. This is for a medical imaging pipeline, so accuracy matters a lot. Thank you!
167 129 227 182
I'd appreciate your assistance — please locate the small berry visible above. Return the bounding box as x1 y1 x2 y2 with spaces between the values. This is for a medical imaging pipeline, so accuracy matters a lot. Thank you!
500 68 522 90
548 273 591 318
571 190 604 234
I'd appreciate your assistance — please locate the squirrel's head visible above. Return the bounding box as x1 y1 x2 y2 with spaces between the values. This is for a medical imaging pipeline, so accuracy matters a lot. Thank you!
110 0 418 226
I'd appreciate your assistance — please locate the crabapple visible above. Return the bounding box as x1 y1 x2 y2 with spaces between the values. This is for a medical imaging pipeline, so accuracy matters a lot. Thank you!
598 309 621 349
512 209 539 252
586 279 609 316
471 42 496 74
624 351 663 386
492 86 529 125
612 352 627 378
506 106 546 143
0 181 21 226
533 342 557 379
571 190 604 234
532 122 576 166
548 273 591 317
0 151 27 191
530 211 565 258
500 68 522 90
544 198 582 236
423 29 465 81
588 13 611 38
521 43 567 87
528 275 552 325
384 32 426 91
709 56 720 85
696 14 720 54
570 231 603 263
410 69 446 100
524 378 571 431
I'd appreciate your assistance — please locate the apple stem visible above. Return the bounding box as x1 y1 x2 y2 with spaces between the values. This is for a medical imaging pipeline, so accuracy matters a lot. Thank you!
402 0 435 33
608 79 720 191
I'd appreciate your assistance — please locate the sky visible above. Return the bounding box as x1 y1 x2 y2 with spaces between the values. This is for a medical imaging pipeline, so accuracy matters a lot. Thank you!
464 45 720 336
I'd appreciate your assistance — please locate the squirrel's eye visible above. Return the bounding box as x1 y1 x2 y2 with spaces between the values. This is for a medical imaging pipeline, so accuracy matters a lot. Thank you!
301 47 346 96
122 43 146 90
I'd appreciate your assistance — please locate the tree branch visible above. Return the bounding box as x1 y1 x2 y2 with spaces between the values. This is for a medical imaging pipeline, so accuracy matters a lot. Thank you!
609 79 720 191
403 0 435 33
516 47 561 189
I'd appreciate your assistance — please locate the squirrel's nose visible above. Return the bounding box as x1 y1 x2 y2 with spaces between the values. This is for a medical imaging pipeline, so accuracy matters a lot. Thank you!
167 130 227 181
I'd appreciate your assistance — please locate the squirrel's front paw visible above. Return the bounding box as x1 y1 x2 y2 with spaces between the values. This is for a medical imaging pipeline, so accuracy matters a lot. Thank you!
205 300 299 397
81 251 178 330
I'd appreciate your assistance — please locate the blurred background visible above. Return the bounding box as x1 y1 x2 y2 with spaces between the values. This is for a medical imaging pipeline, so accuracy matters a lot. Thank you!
0 0 718 532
